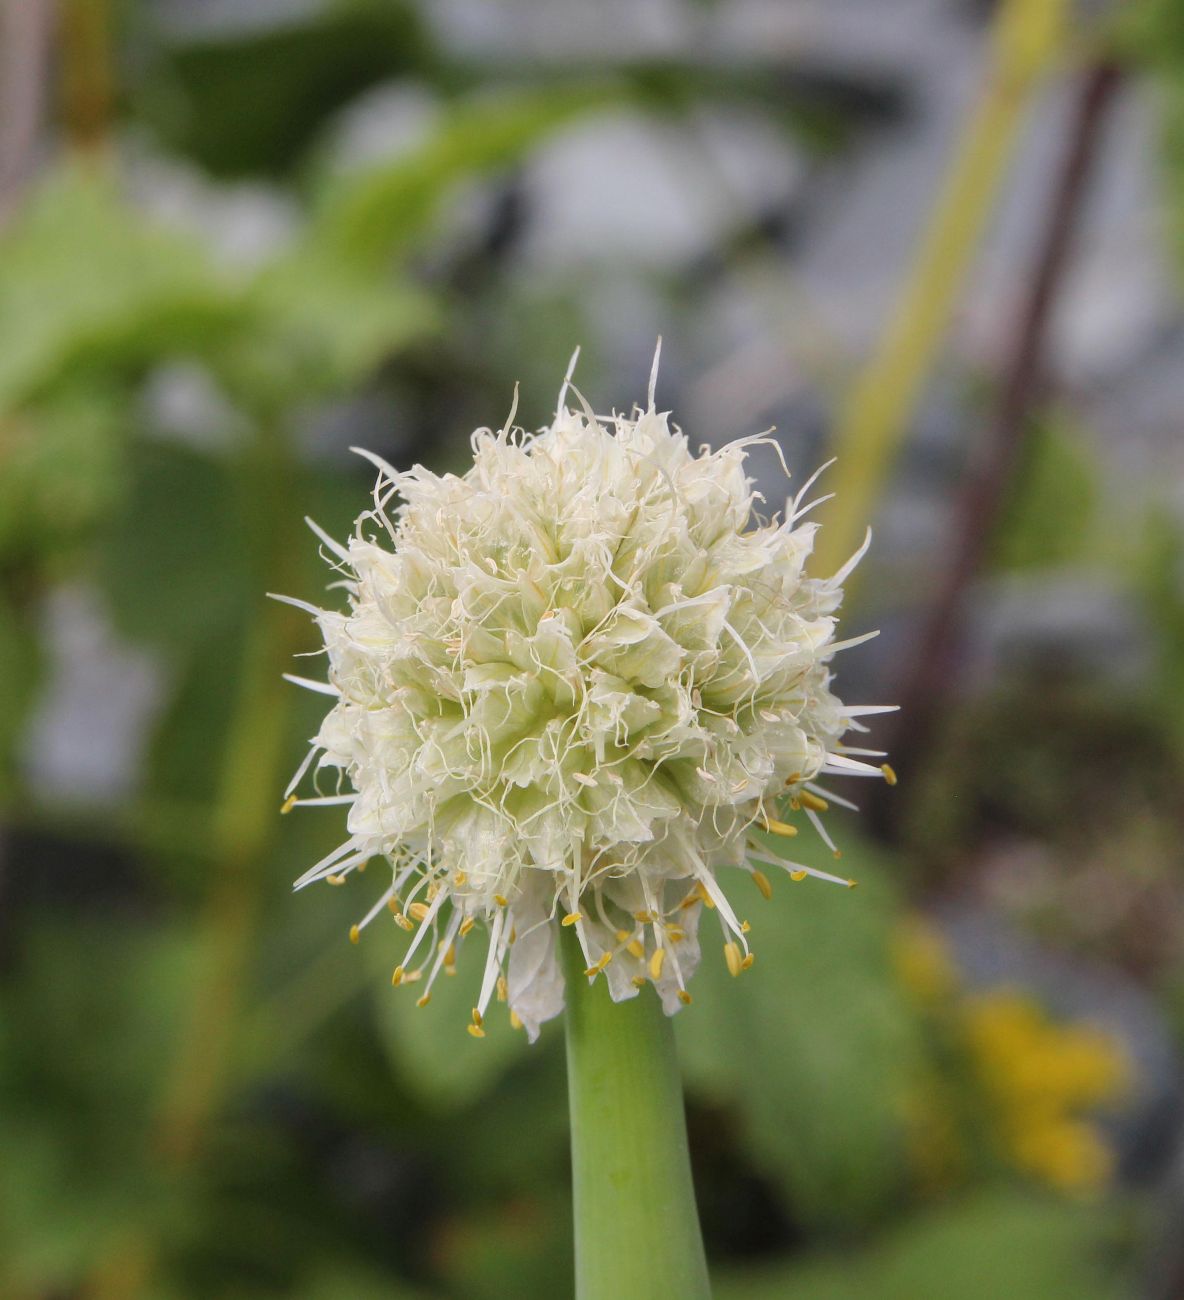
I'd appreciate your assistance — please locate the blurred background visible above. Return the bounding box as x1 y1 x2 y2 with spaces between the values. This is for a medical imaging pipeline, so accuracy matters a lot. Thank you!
1 0 1183 1296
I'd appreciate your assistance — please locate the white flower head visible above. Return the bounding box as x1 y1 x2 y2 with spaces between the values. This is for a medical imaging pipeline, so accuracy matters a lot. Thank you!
279 350 894 1041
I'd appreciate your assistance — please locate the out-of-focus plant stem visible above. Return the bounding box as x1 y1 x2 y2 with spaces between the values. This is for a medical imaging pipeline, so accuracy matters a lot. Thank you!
879 62 1122 828
85 422 303 1300
0 0 54 225
812 0 1067 578
563 932 711 1300
58 0 115 155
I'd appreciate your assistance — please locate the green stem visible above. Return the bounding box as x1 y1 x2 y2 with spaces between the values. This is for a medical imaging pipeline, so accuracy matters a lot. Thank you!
563 934 711 1300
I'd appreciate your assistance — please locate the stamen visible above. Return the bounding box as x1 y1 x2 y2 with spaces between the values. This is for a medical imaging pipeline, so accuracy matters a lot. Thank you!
724 942 742 977
649 948 666 980
881 762 898 786
561 911 583 927
751 870 773 900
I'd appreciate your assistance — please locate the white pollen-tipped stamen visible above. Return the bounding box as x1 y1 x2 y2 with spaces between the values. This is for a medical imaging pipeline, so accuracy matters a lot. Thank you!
294 837 365 890
397 887 449 970
476 909 507 1019
285 793 356 808
821 752 887 776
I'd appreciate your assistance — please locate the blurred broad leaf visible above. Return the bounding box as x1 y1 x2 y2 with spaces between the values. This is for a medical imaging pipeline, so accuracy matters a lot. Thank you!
249 251 438 393
992 412 1099 572
0 167 246 408
309 87 613 271
716 1190 1126 1300
0 379 126 564
367 923 526 1109
677 836 923 1231
0 918 198 1293
96 440 251 655
130 1 434 178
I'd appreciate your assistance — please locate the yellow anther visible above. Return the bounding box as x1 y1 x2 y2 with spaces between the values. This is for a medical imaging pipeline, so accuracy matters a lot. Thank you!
454 869 468 886
584 965 600 979
785 771 802 785
677 990 693 1006
402 969 422 983
408 901 431 923
326 874 346 886
497 976 508 1002
847 879 859 889
679 892 700 910
444 944 457 968
763 817 798 838
627 940 645 960
724 942 742 978
752 870 773 901
615 928 630 943
387 896 401 914
649 948 666 980
459 917 475 937
698 883 716 910
391 965 405 987
741 953 755 970
881 763 898 786
740 920 751 933
597 951 613 970
356 860 367 873
634 910 655 924
394 912 414 931
471 1007 483 1028
833 849 843 861
467 1023 486 1039
667 926 686 943
789 798 801 810
510 1010 524 1030
426 882 439 900
799 790 828 813
632 975 648 989
790 870 808 882
280 795 298 814
561 911 582 927
509 927 517 944
416 992 431 1008
349 924 360 945
494 894 509 908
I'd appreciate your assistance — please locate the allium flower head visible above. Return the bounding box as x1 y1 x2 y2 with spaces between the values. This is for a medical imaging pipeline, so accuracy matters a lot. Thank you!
279 354 893 1040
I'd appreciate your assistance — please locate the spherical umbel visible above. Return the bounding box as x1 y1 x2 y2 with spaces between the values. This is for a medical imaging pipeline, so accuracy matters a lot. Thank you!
276 355 894 1040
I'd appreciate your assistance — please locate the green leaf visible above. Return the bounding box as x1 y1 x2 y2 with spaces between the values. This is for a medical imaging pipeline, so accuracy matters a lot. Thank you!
677 836 923 1231
249 251 438 392
95 440 251 655
992 412 1099 572
367 927 526 1109
0 379 126 564
309 87 612 271
716 1190 1127 1300
129 1 434 179
0 167 245 408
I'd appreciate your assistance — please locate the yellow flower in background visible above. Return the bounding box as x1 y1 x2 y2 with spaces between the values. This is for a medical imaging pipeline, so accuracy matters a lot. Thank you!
895 918 1132 1196
964 989 1130 1194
